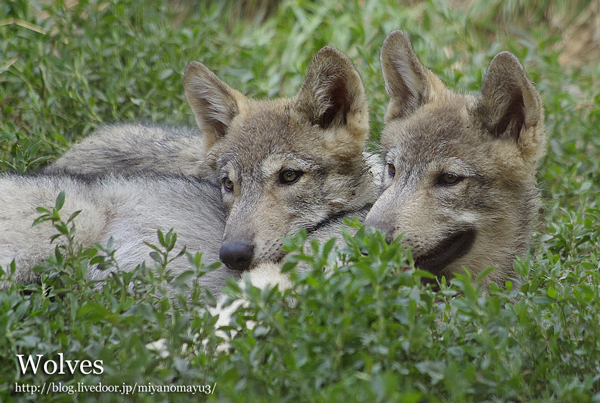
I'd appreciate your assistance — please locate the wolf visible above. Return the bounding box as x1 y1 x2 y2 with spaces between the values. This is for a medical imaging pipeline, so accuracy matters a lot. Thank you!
364 30 546 287
46 45 379 274
1 46 380 296
186 47 379 273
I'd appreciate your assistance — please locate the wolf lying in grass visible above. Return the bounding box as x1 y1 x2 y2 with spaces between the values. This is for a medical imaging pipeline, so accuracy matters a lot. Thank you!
0 46 380 298
364 30 546 288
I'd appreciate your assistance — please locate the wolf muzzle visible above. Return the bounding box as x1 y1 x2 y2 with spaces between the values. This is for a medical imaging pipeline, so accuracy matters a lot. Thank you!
414 228 477 275
219 241 254 271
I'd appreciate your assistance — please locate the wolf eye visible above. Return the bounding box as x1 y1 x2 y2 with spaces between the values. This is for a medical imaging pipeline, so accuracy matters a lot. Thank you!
437 172 462 186
387 163 396 177
279 169 303 185
222 177 234 192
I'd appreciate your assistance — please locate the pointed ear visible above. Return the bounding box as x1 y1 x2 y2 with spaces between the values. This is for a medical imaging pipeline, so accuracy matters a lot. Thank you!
296 46 369 146
184 61 244 150
380 30 443 122
476 52 545 162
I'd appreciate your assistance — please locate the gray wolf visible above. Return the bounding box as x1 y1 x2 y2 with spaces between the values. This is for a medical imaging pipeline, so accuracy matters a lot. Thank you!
364 30 546 287
185 47 379 273
46 45 380 274
1 46 380 296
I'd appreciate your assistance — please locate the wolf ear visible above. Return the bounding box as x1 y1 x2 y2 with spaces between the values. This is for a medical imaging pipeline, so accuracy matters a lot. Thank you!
184 61 244 150
477 52 545 162
296 46 369 147
380 30 443 122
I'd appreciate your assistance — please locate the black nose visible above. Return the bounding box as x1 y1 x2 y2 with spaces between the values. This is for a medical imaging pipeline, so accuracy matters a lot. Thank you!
385 233 394 245
219 241 254 271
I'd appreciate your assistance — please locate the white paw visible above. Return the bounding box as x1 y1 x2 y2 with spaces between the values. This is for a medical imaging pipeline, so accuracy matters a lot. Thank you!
206 262 293 353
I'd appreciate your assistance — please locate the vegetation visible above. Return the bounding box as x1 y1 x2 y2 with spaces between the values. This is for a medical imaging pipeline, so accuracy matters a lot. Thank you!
1 0 599 401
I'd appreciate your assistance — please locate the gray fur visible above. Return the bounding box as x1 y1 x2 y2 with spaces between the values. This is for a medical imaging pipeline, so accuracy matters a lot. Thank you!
0 174 230 295
45 124 213 181
365 30 546 288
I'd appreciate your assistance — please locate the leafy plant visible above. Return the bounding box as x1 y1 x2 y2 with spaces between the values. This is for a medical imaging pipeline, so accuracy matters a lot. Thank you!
1 0 599 401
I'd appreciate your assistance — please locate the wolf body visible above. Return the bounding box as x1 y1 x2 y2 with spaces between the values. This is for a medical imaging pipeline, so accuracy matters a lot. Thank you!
0 174 228 294
364 31 546 287
45 124 212 180
1 46 380 296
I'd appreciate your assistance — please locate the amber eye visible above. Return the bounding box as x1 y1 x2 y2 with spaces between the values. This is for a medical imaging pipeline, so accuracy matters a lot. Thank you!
279 169 303 185
222 177 234 192
437 172 462 186
387 163 396 177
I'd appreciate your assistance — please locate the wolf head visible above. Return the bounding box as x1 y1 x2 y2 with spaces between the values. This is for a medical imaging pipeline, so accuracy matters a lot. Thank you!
184 47 377 272
365 30 546 286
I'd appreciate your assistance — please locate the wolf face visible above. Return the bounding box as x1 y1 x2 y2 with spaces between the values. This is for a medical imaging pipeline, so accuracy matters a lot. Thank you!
184 47 379 272
365 30 546 286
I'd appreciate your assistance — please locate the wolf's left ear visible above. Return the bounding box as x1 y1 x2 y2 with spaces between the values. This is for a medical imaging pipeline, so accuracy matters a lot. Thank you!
184 61 246 150
296 46 369 149
477 52 545 163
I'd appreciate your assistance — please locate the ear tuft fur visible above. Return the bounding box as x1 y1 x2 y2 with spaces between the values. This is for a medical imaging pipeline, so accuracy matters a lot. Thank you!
476 51 545 163
183 62 243 150
296 46 369 145
380 30 445 122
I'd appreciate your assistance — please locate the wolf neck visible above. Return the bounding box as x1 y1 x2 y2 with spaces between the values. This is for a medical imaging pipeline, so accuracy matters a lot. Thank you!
335 151 381 210
310 151 381 236
305 203 374 237
354 152 383 208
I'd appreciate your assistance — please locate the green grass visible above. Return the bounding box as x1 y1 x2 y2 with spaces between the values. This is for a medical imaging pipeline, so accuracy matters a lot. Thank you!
1 0 600 401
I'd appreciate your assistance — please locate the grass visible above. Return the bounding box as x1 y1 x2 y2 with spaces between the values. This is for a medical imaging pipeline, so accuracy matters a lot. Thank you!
1 0 600 401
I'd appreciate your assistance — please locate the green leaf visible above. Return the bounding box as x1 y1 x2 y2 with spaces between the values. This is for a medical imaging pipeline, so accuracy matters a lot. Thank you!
55 191 66 211
159 69 174 80
414 361 445 385
547 285 558 299
67 210 82 223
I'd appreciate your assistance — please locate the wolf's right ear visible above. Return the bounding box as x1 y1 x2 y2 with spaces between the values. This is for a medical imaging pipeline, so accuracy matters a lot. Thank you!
476 52 545 164
296 46 369 150
380 30 444 122
184 62 244 150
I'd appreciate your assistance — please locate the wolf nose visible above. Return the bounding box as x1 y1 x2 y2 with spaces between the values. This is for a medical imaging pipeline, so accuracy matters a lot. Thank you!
219 241 254 271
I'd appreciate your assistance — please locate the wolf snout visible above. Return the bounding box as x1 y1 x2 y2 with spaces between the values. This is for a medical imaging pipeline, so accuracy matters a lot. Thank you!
365 221 395 245
219 241 255 271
